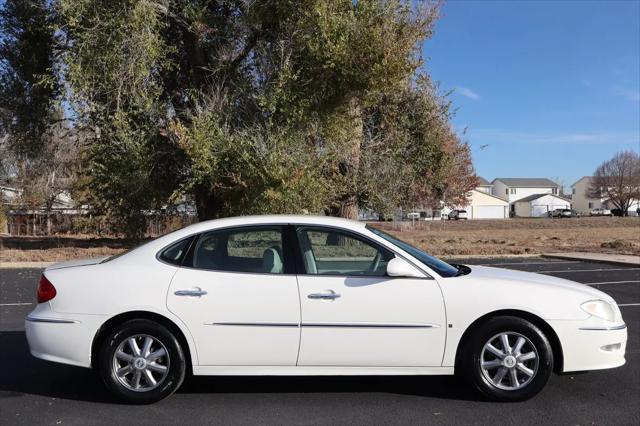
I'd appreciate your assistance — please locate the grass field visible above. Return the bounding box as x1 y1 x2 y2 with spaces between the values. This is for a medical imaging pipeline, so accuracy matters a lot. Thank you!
1 217 639 262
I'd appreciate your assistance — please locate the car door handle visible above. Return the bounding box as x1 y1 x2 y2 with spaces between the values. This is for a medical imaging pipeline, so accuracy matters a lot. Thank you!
307 290 341 300
174 287 207 297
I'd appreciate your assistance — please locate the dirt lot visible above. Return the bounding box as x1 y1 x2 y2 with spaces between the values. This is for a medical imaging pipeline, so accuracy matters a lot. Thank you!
374 216 640 257
0 217 639 262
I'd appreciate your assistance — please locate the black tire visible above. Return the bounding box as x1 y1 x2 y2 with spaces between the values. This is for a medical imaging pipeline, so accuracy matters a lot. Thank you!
98 319 186 404
459 316 553 402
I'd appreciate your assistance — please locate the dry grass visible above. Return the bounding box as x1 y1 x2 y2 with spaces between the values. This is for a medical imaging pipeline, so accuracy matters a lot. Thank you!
1 217 639 262
369 217 640 257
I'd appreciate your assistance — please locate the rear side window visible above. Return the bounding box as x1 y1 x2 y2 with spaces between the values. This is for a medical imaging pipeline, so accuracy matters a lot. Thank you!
159 237 194 266
190 227 285 274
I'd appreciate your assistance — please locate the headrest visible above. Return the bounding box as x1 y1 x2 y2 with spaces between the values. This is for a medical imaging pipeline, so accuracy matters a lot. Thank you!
262 246 283 273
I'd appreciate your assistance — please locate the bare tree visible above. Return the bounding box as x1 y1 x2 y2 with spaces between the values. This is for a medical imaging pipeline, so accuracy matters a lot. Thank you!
588 150 640 216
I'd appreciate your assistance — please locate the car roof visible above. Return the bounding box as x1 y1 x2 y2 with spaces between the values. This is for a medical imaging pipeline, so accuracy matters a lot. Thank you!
170 215 367 239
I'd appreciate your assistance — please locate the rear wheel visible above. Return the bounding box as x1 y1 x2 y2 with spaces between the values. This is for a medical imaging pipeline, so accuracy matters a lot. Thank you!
460 316 553 401
98 319 186 404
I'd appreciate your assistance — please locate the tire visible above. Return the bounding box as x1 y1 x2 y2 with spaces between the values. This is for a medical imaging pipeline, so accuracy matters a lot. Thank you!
459 316 553 402
98 319 186 404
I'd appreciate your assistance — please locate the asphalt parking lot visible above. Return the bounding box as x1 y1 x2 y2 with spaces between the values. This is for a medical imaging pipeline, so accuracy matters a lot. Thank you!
1 258 638 426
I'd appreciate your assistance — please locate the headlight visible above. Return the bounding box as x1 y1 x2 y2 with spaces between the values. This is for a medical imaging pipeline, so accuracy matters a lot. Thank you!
580 300 622 322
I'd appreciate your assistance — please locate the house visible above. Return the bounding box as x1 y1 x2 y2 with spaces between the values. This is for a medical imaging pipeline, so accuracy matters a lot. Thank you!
442 177 509 219
491 178 562 216
513 193 571 217
461 188 509 219
476 176 494 194
571 176 640 215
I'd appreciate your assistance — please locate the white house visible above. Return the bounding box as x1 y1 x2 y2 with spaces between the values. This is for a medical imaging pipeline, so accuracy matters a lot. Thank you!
461 189 510 219
571 176 640 215
513 193 571 217
492 178 562 216
476 177 494 194
442 177 509 220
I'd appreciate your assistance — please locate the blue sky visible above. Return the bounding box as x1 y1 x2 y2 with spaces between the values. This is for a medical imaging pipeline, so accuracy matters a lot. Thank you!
424 0 640 189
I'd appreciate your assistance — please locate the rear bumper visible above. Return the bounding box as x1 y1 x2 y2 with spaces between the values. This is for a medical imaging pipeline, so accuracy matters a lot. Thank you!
548 320 627 372
25 304 105 368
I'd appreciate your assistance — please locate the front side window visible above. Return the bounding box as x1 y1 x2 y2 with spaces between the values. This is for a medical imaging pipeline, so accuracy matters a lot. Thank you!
367 225 459 277
191 227 284 274
296 227 392 276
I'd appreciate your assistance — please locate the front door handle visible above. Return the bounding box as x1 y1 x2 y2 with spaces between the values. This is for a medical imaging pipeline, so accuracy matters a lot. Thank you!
308 290 341 300
174 287 207 297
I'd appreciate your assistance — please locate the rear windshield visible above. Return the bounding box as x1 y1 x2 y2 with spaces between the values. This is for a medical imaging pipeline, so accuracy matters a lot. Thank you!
366 225 459 277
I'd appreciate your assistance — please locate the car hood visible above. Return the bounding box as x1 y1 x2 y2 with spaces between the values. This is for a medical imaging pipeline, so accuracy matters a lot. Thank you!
45 257 109 271
463 265 613 302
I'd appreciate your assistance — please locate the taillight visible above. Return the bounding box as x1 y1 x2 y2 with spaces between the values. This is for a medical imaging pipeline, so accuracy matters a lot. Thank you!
37 275 57 303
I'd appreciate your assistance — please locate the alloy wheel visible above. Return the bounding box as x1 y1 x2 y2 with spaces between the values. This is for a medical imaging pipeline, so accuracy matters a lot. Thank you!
112 334 170 392
480 331 539 391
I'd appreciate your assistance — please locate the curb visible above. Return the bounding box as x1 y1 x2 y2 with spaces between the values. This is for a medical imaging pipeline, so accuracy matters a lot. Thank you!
541 253 640 267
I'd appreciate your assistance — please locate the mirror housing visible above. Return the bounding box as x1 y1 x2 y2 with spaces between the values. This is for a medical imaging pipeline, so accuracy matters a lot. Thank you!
386 257 425 278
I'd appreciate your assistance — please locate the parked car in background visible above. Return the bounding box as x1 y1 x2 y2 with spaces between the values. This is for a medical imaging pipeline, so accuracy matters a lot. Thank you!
548 208 573 218
25 215 627 404
589 208 612 217
611 209 624 217
447 209 468 220
570 210 581 218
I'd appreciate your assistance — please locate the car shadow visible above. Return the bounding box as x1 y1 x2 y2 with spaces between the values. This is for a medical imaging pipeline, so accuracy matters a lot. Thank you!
0 331 481 403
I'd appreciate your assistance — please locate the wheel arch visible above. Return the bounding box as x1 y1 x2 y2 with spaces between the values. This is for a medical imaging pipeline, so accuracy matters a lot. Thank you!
454 309 564 374
91 310 196 375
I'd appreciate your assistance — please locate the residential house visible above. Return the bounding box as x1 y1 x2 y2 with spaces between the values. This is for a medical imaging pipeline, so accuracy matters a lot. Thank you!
571 176 640 215
476 177 494 194
442 177 509 219
513 193 571 217
491 178 562 216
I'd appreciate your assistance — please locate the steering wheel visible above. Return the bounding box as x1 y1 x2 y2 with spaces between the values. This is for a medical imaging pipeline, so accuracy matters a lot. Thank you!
369 251 382 274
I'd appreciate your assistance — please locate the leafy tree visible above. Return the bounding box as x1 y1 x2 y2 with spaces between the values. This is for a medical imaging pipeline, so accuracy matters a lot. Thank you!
55 0 477 234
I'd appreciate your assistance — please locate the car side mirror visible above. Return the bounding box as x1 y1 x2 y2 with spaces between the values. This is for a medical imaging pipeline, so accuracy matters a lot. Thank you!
386 257 425 278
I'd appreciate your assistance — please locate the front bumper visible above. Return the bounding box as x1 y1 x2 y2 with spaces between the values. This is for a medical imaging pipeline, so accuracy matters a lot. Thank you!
548 319 627 372
25 303 105 368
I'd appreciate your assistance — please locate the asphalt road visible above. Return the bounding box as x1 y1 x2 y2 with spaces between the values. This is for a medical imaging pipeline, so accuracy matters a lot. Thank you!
1 258 638 426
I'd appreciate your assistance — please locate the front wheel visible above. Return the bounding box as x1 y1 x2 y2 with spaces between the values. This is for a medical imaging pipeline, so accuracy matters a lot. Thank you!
460 316 553 401
98 319 186 404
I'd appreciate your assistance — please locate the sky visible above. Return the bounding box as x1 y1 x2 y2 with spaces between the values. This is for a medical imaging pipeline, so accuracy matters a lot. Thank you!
423 0 640 189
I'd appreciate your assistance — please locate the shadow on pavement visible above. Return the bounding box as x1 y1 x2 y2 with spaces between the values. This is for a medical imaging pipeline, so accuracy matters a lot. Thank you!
0 331 480 404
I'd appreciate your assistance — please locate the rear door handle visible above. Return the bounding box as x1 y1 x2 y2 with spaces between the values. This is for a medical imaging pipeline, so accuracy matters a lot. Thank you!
308 290 341 300
174 287 207 297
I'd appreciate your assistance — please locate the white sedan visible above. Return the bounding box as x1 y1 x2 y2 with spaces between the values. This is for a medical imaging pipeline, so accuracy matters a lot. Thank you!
26 215 627 403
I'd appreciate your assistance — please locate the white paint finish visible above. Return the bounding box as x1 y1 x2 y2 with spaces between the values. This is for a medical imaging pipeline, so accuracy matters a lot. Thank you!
24 215 627 380
167 268 300 365
547 320 626 372
297 275 446 366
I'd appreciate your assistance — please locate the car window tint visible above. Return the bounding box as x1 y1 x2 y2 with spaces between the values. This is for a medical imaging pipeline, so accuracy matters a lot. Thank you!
193 227 284 274
297 227 392 276
159 237 193 266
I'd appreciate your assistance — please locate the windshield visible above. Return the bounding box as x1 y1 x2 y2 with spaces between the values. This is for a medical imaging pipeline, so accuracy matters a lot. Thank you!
366 225 460 277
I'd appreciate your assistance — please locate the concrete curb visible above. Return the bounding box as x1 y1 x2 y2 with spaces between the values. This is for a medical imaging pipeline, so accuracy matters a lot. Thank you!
542 253 640 267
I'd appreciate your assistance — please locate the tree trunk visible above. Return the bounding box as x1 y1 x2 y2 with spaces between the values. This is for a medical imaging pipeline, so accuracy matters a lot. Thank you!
194 184 217 221
336 95 363 220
